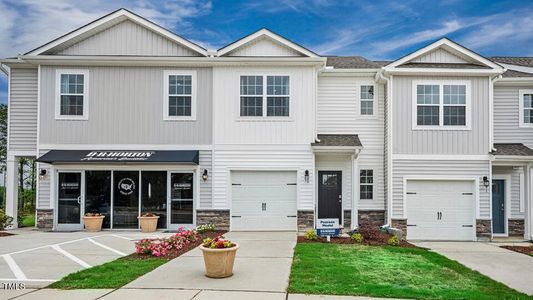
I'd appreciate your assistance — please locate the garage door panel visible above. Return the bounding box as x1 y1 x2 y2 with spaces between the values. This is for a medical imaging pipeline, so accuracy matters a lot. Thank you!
406 180 475 241
231 171 297 231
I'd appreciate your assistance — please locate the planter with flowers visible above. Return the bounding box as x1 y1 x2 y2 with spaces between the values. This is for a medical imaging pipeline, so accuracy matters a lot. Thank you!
200 236 239 278
83 213 105 232
138 213 159 233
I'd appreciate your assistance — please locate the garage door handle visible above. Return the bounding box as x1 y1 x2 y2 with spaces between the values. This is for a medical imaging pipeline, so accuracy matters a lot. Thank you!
232 183 241 186
407 224 417 227
287 215 297 218
462 225 473 227
462 192 473 195
406 192 416 194
287 183 297 185
232 216 242 218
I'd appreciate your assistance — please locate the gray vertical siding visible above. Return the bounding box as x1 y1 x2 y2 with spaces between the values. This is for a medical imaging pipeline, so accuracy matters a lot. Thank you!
199 150 212 208
39 66 212 145
8 68 38 152
56 20 201 56
392 76 490 155
494 85 533 148
392 160 491 219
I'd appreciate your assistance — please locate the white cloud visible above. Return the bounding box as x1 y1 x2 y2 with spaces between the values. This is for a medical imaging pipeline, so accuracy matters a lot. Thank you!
0 0 213 58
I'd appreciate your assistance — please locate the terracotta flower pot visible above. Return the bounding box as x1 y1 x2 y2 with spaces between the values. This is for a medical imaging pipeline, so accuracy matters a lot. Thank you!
138 216 159 233
83 216 105 232
200 244 240 278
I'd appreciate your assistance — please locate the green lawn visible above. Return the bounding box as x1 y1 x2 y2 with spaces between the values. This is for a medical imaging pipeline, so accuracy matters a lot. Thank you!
289 243 530 300
48 256 166 289
20 214 35 227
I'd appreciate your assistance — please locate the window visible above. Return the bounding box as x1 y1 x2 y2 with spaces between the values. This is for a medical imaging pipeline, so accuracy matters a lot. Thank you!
240 75 290 117
360 85 374 115
519 89 533 127
164 70 196 120
360 170 373 200
55 70 89 120
413 81 470 129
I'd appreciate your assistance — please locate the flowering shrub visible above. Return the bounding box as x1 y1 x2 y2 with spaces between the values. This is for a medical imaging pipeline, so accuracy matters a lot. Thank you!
351 233 363 243
358 221 381 241
202 236 235 249
196 224 216 233
135 228 199 257
388 235 400 246
304 229 318 240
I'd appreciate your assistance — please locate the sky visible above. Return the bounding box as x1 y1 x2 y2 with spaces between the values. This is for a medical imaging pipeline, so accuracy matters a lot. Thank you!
0 0 532 105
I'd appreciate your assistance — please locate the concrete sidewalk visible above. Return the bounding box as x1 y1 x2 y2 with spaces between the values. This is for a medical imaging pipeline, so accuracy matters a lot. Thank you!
414 241 533 295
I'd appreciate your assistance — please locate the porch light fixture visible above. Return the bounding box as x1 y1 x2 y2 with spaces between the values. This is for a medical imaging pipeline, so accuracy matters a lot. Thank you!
39 169 47 180
482 176 490 191
304 170 310 183
202 169 209 182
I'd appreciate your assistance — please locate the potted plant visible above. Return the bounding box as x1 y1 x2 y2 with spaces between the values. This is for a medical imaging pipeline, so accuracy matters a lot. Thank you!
200 236 239 278
138 213 159 233
83 213 105 232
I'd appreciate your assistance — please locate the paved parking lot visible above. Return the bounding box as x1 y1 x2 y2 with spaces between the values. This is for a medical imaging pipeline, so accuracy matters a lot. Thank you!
0 228 174 290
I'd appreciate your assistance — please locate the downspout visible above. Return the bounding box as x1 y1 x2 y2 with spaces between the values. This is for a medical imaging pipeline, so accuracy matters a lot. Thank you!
376 69 393 228
489 73 504 152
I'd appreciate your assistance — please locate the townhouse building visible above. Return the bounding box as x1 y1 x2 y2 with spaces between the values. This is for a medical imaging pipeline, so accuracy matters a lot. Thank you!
1 9 532 241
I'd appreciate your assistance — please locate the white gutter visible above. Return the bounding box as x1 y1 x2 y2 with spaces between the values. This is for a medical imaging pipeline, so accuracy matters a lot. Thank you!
498 63 533 74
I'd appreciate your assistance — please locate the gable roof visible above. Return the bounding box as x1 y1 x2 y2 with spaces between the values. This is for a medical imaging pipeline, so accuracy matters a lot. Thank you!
385 38 503 71
217 28 318 57
326 56 386 69
25 8 208 56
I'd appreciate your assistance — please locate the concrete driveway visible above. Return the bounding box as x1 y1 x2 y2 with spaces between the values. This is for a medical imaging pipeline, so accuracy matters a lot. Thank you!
0 228 174 290
414 241 533 295
121 231 296 299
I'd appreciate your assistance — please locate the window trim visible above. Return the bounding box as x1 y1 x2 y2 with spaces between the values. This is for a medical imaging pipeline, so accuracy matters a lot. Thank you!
357 82 378 118
237 73 292 121
411 80 471 130
163 70 197 121
55 69 89 120
359 169 374 200
518 89 533 128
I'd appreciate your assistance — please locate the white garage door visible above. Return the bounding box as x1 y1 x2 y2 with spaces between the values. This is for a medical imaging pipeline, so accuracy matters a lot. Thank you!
406 180 476 241
231 171 297 231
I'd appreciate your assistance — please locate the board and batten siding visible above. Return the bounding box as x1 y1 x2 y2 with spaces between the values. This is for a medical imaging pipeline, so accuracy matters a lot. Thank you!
410 48 468 64
212 147 314 210
494 85 533 148
392 160 491 219
39 66 212 145
493 166 524 219
212 66 316 145
392 76 490 155
56 20 201 56
226 37 302 57
8 68 38 152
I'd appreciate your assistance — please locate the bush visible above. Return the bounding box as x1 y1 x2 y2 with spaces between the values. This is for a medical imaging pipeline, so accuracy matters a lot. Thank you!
388 235 400 246
351 233 363 243
358 221 381 241
0 209 13 230
196 224 216 233
304 229 318 240
135 228 198 257
202 236 235 249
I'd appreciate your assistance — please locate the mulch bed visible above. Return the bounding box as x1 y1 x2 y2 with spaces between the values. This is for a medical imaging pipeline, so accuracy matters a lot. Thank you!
297 234 416 248
131 230 227 260
501 245 533 256
0 231 15 237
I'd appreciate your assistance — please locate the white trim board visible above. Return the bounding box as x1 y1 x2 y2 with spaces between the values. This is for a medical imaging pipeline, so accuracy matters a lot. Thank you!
519 89 533 128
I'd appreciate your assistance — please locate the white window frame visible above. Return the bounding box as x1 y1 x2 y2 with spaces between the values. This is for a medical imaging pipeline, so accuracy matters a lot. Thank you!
359 169 374 200
519 89 533 128
55 69 89 120
358 82 377 117
412 80 471 130
163 70 197 121
237 73 292 121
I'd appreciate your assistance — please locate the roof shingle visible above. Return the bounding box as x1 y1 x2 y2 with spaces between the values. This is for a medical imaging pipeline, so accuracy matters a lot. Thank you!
490 57 533 67
311 134 362 147
492 143 533 156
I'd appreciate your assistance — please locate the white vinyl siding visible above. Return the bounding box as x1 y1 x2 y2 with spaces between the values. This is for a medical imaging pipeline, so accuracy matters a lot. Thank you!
199 150 213 209
410 48 469 64
8 68 38 152
494 86 533 149
226 37 303 57
163 70 196 120
519 89 533 127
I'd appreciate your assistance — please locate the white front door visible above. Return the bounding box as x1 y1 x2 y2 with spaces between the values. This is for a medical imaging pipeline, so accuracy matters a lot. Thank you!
56 171 84 231
406 180 476 241
231 171 297 231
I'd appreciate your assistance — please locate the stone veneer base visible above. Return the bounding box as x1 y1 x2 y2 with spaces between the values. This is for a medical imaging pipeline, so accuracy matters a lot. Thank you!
476 219 492 241
297 210 314 232
196 210 230 231
36 209 54 230
508 218 525 237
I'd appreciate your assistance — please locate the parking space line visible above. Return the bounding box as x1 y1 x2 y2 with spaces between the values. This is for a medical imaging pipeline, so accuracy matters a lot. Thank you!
5 234 108 256
2 254 27 280
51 245 91 268
88 238 127 256
110 234 133 241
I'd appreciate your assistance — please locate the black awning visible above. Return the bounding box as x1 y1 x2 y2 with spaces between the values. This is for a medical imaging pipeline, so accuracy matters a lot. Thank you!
37 150 199 164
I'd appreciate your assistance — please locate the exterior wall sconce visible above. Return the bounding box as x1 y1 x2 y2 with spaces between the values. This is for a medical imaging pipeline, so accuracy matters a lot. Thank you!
304 170 310 183
202 169 209 182
482 176 490 191
39 169 47 180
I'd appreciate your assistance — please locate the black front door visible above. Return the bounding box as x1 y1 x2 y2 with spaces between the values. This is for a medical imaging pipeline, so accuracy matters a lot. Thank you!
318 171 342 220
492 179 505 234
